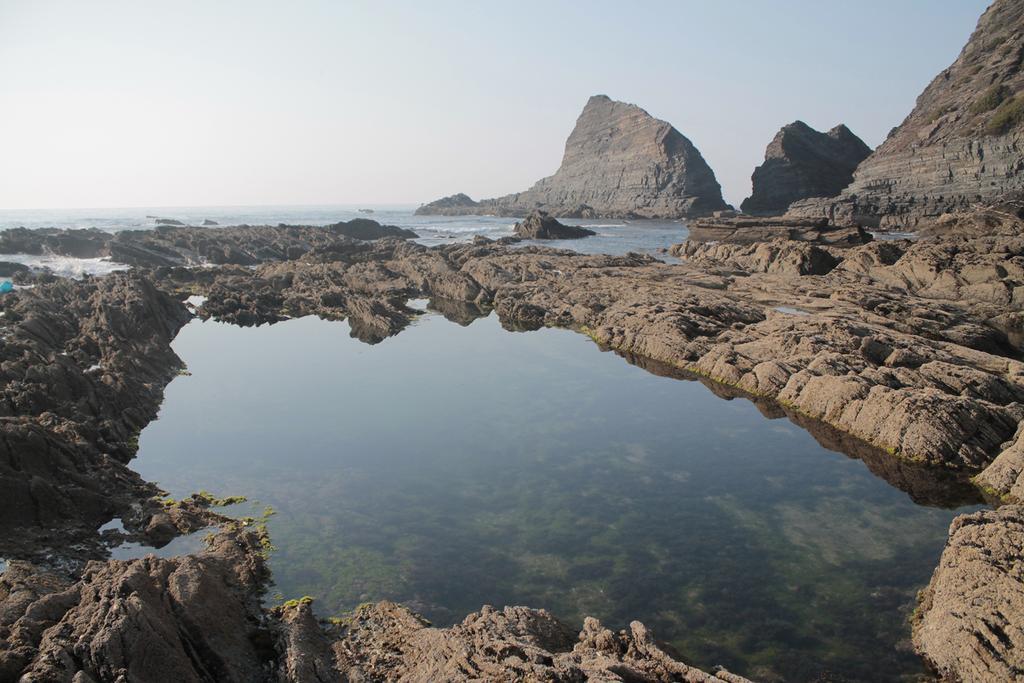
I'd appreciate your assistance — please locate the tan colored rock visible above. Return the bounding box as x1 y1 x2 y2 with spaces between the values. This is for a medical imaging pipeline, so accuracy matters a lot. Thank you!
914 505 1024 682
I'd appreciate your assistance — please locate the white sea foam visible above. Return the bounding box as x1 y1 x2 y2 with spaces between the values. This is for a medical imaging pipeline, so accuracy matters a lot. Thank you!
184 295 208 310
0 253 129 278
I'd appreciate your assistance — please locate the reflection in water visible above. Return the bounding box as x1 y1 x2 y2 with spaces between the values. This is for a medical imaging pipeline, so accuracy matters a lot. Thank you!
619 351 983 509
134 308 976 682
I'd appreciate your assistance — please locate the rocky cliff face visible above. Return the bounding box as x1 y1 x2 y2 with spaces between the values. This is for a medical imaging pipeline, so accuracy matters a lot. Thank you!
416 95 728 219
805 0 1024 228
740 121 870 215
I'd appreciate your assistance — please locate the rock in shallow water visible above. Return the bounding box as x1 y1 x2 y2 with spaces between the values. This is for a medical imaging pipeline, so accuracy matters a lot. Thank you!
513 210 596 240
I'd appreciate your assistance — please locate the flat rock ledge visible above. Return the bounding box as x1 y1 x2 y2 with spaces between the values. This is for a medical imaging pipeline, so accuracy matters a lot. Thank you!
685 215 871 246
914 505 1024 682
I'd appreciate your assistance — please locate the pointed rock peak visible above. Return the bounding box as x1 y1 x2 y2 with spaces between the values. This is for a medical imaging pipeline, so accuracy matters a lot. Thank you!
742 121 872 216
418 94 727 218
784 120 814 132
578 95 658 122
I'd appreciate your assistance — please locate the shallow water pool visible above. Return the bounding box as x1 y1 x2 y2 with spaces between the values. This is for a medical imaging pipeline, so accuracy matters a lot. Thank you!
134 307 974 681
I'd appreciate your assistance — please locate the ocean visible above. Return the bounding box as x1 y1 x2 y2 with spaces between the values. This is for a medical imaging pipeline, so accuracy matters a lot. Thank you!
0 205 690 276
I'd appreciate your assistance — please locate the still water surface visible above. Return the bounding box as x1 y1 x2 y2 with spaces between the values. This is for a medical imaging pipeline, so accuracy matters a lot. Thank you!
133 307 971 682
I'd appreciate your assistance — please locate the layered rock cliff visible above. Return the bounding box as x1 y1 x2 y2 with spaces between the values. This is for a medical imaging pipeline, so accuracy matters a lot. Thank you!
416 95 728 219
792 0 1024 228
740 121 870 215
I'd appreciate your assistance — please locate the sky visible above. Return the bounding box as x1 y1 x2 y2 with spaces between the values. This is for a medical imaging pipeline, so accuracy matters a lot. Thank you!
0 0 992 210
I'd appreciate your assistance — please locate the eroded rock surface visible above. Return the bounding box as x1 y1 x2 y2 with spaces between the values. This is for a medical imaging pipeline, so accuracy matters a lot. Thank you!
0 273 192 562
913 505 1024 682
416 95 728 219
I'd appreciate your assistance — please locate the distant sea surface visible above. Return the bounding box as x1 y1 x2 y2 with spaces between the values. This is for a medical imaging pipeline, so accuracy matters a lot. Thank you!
0 204 690 259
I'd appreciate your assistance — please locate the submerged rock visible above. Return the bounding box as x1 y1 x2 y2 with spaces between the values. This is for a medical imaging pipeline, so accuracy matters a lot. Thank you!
417 94 729 219
0 518 751 682
740 121 870 216
513 210 596 239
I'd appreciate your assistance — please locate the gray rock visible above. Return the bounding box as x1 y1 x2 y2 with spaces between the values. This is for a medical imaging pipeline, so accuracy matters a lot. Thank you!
513 211 596 239
416 193 481 214
686 215 871 246
0 262 29 277
327 218 418 240
416 95 728 219
796 0 1024 229
740 121 870 216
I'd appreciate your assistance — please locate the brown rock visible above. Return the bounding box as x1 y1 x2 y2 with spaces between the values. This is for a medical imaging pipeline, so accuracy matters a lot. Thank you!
913 506 1024 682
513 210 596 239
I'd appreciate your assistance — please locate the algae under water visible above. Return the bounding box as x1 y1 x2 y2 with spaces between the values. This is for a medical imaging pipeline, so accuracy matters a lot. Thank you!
133 307 976 682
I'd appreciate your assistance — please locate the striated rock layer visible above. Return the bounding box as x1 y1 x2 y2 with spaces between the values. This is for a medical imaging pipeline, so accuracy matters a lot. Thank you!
685 215 871 246
416 95 728 219
913 505 1024 682
740 121 870 216
791 0 1024 228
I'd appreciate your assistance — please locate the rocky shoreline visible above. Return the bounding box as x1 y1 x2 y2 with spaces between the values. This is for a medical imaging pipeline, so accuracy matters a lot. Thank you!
0 209 1020 680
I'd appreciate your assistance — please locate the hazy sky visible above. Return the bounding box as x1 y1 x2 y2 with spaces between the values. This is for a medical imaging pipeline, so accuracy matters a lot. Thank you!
0 1 990 210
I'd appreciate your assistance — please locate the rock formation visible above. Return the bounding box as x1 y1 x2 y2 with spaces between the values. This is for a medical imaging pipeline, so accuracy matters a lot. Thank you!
1 210 1023 679
416 192 481 214
685 215 871 245
913 505 1024 682
791 0 1024 228
416 95 729 219
0 220 417 270
513 210 596 239
740 121 870 215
